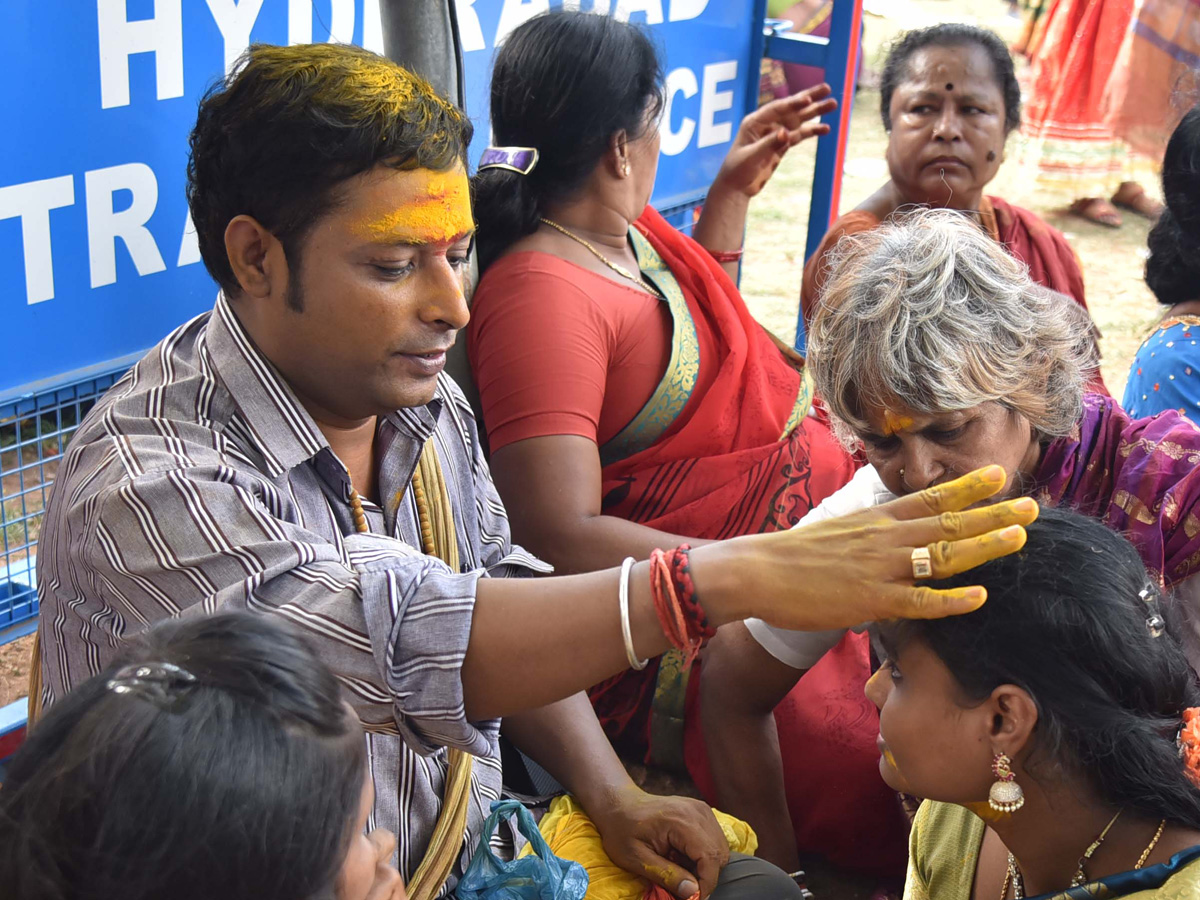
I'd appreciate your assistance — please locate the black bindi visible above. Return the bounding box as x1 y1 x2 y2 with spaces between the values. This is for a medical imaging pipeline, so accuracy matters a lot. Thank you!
945 83 954 91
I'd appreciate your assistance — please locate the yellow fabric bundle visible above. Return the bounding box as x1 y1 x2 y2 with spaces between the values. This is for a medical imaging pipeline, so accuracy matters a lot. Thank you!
518 795 757 900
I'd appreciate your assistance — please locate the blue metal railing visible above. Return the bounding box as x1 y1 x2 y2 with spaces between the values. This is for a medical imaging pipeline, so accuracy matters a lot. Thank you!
0 365 133 765
754 0 863 353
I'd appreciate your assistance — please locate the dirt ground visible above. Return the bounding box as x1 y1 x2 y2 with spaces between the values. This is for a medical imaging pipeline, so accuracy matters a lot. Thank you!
0 635 32 709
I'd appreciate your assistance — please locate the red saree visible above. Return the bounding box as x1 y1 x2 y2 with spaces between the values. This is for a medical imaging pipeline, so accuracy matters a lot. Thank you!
589 207 856 752
1020 0 1161 200
991 195 1088 306
599 207 855 538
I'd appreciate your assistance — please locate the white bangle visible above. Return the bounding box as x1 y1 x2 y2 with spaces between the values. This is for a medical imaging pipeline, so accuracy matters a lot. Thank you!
619 557 648 670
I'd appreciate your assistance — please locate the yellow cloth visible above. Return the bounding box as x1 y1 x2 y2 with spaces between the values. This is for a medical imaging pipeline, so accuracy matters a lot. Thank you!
904 800 1200 900
519 796 757 900
403 439 472 900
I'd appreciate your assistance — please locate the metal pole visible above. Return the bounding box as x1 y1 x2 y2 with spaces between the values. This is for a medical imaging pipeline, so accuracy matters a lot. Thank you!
796 0 862 353
804 0 861 262
378 0 465 108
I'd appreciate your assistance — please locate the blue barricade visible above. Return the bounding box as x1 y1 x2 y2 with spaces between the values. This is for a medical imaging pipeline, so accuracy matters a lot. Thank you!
0 1 858 762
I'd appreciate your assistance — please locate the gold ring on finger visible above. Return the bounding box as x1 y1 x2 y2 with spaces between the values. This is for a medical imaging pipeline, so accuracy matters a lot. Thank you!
911 546 933 580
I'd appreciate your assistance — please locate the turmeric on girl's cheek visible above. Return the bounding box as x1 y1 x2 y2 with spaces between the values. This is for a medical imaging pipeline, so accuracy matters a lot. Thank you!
879 745 914 792
355 171 473 244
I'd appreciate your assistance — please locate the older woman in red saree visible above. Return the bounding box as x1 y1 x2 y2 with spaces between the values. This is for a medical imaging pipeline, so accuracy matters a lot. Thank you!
799 23 1105 398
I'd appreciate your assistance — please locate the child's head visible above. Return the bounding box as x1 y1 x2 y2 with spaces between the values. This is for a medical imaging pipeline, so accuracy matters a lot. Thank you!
868 507 1200 826
0 612 387 900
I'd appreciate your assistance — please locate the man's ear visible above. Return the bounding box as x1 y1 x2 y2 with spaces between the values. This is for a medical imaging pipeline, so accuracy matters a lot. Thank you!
225 215 286 299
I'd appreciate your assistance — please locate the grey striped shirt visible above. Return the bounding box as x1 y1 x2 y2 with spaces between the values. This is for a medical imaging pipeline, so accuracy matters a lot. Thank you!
36 293 549 891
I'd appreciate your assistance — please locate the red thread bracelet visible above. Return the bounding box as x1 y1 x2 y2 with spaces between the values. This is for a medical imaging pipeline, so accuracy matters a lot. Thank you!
650 547 705 669
706 247 744 264
669 545 715 642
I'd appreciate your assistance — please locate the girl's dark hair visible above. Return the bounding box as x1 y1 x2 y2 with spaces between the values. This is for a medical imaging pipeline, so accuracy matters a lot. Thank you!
472 11 664 271
889 507 1200 828
0 612 366 900
1145 105 1200 306
880 24 1021 133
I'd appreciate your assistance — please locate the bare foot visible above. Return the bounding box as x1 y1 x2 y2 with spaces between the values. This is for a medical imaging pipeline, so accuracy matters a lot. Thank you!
1069 197 1122 228
1111 182 1164 220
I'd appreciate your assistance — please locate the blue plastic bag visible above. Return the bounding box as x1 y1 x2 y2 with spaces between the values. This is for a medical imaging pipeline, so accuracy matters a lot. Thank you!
456 799 590 900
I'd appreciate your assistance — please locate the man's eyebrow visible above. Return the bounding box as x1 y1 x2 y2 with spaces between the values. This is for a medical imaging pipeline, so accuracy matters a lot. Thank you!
363 227 476 248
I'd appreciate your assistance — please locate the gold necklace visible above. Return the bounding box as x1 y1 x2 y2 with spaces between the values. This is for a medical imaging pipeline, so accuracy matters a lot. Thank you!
1135 819 1167 868
1000 814 1168 899
539 217 661 296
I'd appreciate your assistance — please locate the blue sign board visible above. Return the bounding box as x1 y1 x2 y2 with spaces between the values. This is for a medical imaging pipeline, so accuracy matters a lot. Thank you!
459 1 757 210
0 0 756 403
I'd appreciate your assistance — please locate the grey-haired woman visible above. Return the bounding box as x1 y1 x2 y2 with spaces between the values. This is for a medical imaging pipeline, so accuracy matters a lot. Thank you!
702 208 1200 871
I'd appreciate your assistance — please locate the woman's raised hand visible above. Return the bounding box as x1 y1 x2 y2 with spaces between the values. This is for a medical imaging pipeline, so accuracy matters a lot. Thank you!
713 83 838 198
697 466 1039 631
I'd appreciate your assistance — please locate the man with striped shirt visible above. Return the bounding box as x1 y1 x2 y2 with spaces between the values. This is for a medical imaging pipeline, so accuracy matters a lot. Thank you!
33 42 771 900
34 39 1039 900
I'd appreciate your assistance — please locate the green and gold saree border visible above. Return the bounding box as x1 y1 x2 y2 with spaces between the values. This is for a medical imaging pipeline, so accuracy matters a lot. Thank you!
599 227 701 467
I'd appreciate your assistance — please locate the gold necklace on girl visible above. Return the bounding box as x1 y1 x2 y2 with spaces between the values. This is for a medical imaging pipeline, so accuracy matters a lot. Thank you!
1000 812 1167 899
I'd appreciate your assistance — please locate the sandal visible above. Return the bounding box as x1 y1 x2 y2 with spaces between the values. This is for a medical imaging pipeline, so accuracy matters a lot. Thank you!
1112 183 1164 221
1069 197 1122 228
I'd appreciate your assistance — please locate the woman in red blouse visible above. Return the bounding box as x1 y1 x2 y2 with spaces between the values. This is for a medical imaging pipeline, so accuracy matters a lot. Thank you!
469 10 904 875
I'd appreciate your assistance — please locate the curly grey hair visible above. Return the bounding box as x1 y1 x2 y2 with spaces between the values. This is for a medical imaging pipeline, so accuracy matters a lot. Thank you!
808 208 1096 446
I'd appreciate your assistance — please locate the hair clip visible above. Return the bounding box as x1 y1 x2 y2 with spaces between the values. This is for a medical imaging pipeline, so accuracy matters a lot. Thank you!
1139 585 1167 637
1147 614 1167 638
478 146 539 176
107 661 197 710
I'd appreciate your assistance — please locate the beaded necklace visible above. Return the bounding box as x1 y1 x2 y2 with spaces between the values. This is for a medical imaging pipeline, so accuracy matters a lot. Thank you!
348 482 438 557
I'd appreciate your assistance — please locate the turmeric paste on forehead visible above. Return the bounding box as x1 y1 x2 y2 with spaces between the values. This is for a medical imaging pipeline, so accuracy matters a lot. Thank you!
883 410 915 436
355 170 474 244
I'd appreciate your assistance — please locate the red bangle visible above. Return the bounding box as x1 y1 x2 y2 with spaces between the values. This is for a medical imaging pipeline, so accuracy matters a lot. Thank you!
707 247 744 264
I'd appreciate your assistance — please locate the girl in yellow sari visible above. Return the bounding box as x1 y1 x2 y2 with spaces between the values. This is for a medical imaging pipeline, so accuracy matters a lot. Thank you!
868 507 1200 899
